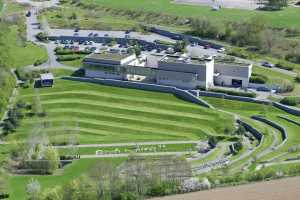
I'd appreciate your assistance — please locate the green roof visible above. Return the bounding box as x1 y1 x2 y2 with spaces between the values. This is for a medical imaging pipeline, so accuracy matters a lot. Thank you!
86 52 133 61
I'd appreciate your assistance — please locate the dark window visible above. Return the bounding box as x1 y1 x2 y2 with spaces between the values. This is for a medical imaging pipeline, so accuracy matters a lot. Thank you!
232 79 242 87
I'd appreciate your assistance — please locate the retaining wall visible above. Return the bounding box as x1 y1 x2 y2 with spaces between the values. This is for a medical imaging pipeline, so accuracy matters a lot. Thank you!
251 116 288 149
273 102 300 117
278 116 300 126
198 91 270 104
62 76 213 108
237 119 263 144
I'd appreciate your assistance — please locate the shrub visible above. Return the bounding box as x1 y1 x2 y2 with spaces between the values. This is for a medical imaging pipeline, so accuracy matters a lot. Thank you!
210 88 256 98
250 76 267 84
275 62 294 71
280 96 300 106
295 75 300 83
56 55 82 61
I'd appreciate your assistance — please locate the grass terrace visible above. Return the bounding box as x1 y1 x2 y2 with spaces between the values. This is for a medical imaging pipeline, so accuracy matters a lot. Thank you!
11 79 235 144
202 97 300 167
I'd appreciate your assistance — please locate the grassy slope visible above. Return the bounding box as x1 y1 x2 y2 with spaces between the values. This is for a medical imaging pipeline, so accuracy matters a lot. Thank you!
90 0 300 28
203 97 300 162
8 26 48 68
10 79 234 144
8 158 124 200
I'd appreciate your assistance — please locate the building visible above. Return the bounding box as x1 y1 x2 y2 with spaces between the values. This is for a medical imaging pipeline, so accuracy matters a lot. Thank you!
214 61 252 88
82 51 251 89
40 73 54 87
157 55 214 89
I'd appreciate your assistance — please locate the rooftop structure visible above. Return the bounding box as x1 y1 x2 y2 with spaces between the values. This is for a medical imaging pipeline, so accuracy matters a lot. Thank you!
40 73 54 87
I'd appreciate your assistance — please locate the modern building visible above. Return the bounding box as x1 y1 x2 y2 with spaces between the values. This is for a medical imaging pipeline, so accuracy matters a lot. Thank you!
82 51 252 89
40 73 54 87
214 61 252 88
157 55 214 89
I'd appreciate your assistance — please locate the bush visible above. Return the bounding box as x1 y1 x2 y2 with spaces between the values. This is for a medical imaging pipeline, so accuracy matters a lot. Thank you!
210 88 256 98
295 75 300 83
36 32 48 41
250 76 267 84
275 62 294 71
34 59 46 66
56 55 82 61
280 96 300 106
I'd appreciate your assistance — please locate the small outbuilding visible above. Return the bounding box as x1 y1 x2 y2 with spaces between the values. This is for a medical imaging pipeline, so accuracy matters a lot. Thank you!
40 73 54 87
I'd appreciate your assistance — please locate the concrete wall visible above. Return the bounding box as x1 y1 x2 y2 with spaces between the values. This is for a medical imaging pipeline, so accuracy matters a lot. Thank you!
62 76 213 108
198 91 270 104
237 119 263 143
85 69 124 79
251 116 288 149
273 102 300 117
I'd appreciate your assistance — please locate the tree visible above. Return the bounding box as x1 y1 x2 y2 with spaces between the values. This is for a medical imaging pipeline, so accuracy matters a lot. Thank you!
26 179 41 200
43 146 60 174
208 136 218 148
265 0 288 10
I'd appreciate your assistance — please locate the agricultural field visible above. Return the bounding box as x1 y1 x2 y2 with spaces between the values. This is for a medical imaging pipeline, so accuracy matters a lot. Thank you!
9 79 235 144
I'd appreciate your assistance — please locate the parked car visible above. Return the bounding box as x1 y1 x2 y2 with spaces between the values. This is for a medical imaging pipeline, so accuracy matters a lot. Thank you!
74 27 80 32
93 33 99 37
104 33 109 37
88 32 93 37
217 47 225 53
262 61 274 68
204 44 211 49
257 86 271 92
26 11 31 17
88 41 93 45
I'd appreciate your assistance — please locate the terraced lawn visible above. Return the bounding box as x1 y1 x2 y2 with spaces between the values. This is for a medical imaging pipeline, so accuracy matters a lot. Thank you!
202 97 300 170
12 79 234 144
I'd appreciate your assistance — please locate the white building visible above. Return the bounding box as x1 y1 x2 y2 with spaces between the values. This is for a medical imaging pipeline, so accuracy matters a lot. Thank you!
214 62 252 88
82 52 252 89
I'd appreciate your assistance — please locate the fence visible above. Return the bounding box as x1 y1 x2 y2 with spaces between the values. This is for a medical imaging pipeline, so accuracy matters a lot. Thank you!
62 76 213 108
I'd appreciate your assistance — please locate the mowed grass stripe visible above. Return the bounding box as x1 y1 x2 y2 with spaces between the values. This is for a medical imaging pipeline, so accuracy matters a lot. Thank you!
44 108 213 135
23 91 216 116
41 98 217 121
21 117 203 140
22 90 201 109
42 102 219 125
20 79 185 101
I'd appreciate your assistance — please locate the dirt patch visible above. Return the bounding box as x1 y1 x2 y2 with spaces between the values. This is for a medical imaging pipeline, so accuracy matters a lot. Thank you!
151 176 300 200
173 0 261 10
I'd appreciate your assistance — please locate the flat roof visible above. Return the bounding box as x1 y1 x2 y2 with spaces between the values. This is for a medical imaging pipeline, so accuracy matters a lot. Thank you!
215 57 251 66
86 52 133 61
160 55 207 65
40 73 54 80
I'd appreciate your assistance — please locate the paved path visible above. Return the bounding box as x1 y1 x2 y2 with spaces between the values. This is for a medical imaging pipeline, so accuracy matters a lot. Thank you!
81 151 194 158
54 140 201 149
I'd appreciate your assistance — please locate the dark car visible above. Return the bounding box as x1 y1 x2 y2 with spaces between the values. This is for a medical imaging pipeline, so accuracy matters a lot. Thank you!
125 30 131 34
262 61 274 68
74 27 80 32
26 11 31 17
257 87 271 92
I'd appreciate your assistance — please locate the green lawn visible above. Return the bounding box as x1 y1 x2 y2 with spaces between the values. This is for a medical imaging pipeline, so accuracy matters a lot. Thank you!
202 97 300 167
7 26 48 68
88 0 300 28
10 79 234 144
8 158 125 200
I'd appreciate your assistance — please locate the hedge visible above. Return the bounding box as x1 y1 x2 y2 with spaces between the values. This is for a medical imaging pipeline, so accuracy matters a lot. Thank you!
56 55 83 61
275 62 294 71
210 88 256 98
280 96 300 106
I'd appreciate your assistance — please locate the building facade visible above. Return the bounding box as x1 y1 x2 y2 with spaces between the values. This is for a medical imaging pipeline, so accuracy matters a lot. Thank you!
82 52 252 89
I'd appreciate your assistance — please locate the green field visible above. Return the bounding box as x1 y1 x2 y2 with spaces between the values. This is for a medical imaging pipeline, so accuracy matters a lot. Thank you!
8 158 125 200
7 26 48 68
10 79 234 144
87 0 300 28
